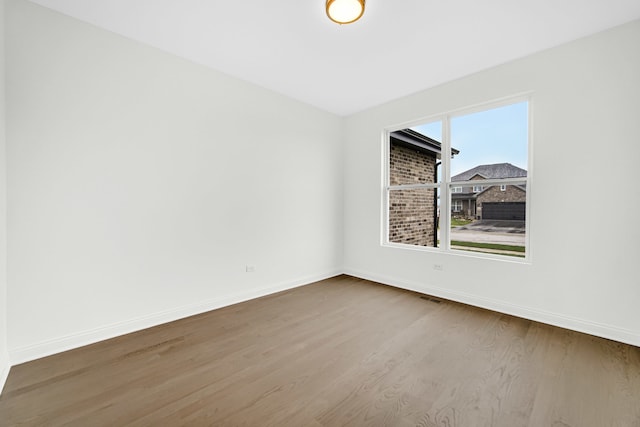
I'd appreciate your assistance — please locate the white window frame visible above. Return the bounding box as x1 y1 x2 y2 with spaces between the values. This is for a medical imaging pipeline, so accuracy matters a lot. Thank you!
472 185 484 193
382 93 533 262
452 186 463 193
452 200 463 212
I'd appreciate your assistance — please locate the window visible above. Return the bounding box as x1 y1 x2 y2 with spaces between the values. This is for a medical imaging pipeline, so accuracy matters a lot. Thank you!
385 98 530 259
387 125 443 248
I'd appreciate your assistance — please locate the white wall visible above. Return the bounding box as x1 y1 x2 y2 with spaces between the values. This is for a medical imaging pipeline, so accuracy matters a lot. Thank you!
344 20 640 346
0 0 10 392
6 0 343 363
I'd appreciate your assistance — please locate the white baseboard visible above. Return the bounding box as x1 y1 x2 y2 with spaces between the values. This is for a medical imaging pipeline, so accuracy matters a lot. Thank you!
344 268 640 348
0 356 9 396
9 270 342 365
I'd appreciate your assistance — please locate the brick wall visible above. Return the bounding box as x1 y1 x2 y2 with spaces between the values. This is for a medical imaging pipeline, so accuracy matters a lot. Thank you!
388 144 437 246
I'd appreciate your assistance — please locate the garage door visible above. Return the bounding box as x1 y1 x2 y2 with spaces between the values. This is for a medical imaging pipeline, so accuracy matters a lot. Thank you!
482 202 526 220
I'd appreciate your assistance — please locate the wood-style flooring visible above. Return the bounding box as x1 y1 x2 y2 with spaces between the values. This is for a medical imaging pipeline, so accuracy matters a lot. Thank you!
1 275 639 426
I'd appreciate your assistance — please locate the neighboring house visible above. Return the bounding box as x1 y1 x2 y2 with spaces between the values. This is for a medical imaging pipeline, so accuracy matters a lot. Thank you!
451 163 527 220
388 130 458 246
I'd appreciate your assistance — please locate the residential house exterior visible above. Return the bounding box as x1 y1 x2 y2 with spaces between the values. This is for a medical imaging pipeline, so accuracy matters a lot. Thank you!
388 129 458 246
451 163 527 220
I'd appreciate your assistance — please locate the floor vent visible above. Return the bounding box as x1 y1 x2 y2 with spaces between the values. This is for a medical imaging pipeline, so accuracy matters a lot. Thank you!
420 295 442 304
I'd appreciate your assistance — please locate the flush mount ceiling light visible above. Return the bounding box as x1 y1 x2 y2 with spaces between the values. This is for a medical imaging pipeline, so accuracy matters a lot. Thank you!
326 0 366 25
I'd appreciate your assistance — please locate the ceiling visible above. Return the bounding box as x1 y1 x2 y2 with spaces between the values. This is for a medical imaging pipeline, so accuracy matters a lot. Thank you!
27 0 640 116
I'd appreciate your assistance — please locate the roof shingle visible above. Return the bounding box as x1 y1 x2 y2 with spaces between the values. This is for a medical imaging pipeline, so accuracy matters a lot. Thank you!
451 163 527 182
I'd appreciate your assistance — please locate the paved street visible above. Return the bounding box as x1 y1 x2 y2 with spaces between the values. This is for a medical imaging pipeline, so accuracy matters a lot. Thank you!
446 220 526 246
450 228 525 246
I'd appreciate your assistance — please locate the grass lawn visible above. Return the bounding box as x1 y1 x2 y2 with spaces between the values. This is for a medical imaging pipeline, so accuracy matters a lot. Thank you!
451 218 473 227
450 240 525 257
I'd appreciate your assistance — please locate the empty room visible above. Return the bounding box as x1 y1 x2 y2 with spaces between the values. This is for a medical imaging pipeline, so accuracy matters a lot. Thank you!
0 0 639 425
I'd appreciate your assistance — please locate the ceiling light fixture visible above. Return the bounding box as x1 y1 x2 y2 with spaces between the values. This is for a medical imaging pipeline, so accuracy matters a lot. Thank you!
326 0 365 25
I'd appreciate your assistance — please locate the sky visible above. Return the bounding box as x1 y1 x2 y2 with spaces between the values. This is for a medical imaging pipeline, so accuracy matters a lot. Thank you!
412 101 528 177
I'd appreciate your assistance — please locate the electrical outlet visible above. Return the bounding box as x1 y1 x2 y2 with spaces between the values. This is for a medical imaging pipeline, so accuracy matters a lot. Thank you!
246 265 256 273
433 264 443 271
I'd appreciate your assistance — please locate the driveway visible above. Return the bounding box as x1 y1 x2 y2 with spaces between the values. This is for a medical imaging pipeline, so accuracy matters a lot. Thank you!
449 220 525 246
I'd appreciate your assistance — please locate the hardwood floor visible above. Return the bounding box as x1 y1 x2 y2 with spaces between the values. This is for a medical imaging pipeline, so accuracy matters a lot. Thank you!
1 275 639 426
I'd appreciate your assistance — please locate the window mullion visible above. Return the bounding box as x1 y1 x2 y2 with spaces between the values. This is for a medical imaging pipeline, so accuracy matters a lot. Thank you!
441 115 451 251
388 184 439 191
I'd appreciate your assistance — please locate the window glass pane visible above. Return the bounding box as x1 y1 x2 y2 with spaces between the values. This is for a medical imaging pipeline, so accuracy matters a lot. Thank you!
389 121 443 185
448 101 528 257
389 188 440 247
451 102 528 182
450 183 526 258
